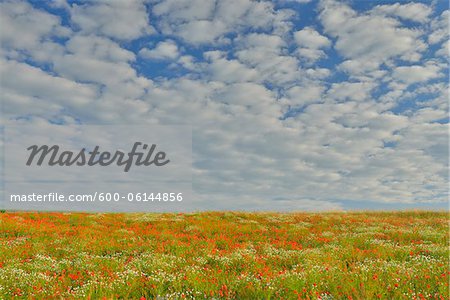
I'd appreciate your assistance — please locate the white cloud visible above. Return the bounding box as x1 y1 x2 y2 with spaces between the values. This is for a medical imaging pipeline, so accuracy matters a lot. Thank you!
435 40 449 59
339 60 382 75
235 33 300 86
70 0 154 40
293 27 330 63
372 3 432 23
285 85 325 106
66 35 135 62
294 27 331 49
139 40 180 60
295 48 326 63
1 59 97 117
176 20 229 45
319 0 427 73
429 10 449 45
328 82 375 102
289 0 312 3
152 0 294 45
203 51 259 84
45 33 151 100
0 0 70 61
53 55 137 86
392 63 442 84
152 0 215 23
236 33 286 54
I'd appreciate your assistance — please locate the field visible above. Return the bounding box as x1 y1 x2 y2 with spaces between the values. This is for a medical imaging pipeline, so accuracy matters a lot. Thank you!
0 211 448 299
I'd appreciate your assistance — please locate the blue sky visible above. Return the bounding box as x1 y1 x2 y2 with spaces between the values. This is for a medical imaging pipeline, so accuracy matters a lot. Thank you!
1 0 449 211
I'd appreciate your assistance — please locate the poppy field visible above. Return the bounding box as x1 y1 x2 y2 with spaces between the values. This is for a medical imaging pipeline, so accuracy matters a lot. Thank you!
0 211 448 299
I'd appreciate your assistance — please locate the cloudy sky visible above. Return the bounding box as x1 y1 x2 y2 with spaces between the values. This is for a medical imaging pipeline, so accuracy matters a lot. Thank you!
1 0 448 211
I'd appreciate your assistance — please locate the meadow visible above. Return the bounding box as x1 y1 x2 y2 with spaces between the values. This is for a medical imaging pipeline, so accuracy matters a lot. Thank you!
0 211 448 299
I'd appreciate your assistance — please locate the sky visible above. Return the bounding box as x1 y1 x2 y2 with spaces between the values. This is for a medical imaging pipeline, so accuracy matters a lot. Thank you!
0 0 449 211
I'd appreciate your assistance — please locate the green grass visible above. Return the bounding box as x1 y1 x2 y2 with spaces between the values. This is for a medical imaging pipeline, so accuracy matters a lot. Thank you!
0 211 448 299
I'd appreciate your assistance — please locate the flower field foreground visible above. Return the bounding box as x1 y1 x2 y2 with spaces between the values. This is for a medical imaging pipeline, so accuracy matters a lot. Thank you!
0 211 448 299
